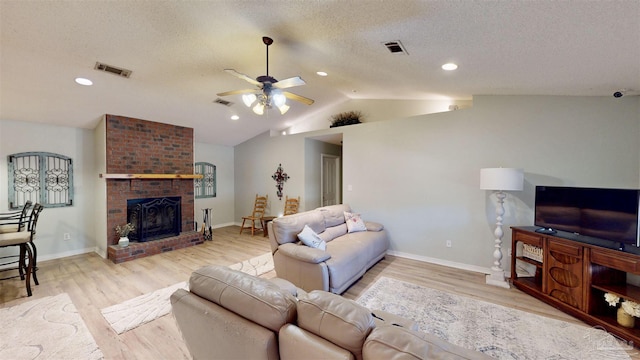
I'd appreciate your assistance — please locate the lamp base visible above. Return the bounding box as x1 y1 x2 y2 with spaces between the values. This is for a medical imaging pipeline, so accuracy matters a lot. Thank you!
486 270 510 289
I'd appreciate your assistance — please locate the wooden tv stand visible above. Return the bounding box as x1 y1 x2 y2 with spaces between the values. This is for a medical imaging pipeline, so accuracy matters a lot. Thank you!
511 226 640 345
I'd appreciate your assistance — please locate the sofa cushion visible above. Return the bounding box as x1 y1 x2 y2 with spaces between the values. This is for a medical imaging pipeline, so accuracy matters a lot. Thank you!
273 210 326 245
298 225 327 250
344 211 367 233
297 290 374 360
319 204 352 227
363 325 492 360
189 265 297 332
318 223 348 243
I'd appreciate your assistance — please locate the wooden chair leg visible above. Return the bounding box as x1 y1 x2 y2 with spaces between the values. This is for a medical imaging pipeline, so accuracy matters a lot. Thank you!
18 245 26 280
239 219 247 234
29 241 38 286
22 243 33 297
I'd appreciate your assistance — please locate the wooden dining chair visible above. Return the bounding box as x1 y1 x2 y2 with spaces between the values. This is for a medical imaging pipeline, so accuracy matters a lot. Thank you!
240 194 268 235
0 202 43 296
283 196 300 216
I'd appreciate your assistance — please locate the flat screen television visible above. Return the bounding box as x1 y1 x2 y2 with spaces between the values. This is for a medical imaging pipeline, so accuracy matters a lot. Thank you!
534 186 640 248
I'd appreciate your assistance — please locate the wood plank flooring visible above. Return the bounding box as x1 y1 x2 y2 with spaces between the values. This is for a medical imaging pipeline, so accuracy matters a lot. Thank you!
1 226 637 359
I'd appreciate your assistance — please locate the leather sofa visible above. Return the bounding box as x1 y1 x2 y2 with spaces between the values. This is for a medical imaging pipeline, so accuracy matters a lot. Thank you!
268 204 389 294
170 265 491 360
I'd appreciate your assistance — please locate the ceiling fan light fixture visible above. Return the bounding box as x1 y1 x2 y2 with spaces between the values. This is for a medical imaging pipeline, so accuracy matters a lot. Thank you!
278 103 290 115
253 103 265 115
272 92 286 107
242 93 257 107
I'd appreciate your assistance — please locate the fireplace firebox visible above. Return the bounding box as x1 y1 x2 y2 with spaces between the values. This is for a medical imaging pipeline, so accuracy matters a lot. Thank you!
127 196 181 242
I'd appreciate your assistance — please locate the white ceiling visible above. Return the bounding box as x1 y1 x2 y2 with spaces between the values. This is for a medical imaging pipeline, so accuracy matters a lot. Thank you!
1 1 638 146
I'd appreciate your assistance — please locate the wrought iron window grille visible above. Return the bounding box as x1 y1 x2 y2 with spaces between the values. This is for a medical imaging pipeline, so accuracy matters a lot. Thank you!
8 152 74 209
194 162 216 198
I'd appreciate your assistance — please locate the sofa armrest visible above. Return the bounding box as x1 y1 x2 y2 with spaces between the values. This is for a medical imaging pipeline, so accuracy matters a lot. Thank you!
365 221 384 232
278 243 331 264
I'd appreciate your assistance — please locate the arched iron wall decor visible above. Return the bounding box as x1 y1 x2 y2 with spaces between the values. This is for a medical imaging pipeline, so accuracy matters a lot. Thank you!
8 152 73 209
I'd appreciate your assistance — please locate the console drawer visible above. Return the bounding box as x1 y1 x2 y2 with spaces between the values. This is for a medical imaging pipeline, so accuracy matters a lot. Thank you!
549 240 581 257
514 231 542 247
591 248 640 273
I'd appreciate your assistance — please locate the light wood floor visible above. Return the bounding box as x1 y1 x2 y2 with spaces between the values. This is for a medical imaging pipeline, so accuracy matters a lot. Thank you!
1 226 637 359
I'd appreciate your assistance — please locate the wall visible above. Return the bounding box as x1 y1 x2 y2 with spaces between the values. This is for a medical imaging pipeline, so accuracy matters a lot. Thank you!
234 132 306 223
194 142 235 227
288 99 473 135
304 139 342 210
235 95 640 273
0 119 97 261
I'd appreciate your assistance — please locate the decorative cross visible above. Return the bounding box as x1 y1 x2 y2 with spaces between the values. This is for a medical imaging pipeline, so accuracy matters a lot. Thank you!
271 163 290 200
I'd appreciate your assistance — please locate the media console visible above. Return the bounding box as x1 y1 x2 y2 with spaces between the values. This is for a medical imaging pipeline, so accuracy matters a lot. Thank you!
511 226 640 346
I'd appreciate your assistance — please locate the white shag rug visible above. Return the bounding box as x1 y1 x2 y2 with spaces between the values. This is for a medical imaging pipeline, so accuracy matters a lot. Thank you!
356 277 631 360
101 252 274 334
0 293 104 360
228 251 274 276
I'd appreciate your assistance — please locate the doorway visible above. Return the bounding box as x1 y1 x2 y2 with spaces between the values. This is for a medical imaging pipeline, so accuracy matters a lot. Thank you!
321 154 341 206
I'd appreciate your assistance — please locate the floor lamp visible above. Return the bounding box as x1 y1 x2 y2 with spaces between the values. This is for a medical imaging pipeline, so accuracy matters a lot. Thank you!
480 167 524 289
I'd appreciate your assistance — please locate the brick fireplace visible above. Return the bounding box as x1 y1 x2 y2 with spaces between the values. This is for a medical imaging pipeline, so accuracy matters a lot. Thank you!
104 115 202 263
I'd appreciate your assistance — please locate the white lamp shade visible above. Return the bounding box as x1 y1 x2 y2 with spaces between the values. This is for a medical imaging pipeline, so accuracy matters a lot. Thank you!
480 168 524 191
242 93 257 107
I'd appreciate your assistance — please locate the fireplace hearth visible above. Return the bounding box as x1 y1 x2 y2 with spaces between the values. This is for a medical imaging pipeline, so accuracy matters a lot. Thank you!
127 196 181 242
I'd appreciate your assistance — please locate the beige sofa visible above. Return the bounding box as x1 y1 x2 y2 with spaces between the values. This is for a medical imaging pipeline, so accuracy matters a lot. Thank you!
170 265 491 360
268 204 388 294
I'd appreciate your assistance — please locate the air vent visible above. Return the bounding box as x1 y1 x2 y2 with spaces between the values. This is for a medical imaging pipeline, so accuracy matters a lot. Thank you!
383 40 408 55
213 98 233 107
94 62 132 78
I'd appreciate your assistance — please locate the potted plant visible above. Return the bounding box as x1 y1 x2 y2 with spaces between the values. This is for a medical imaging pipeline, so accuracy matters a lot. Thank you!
329 111 363 128
115 223 135 248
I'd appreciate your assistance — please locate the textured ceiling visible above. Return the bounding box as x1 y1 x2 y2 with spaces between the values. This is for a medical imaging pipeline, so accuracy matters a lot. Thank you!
1 1 639 146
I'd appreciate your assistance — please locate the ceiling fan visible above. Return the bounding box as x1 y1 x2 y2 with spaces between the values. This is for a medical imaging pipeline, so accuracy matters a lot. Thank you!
217 36 314 115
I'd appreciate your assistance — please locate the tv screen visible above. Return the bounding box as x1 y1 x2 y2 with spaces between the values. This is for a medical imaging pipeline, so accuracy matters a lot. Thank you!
534 186 640 247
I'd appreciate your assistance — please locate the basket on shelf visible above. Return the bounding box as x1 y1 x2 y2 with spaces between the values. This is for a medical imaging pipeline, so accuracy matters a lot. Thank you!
523 244 543 262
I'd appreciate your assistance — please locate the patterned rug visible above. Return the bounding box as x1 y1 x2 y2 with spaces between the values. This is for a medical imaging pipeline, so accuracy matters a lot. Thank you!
356 277 631 360
101 252 274 334
0 293 103 360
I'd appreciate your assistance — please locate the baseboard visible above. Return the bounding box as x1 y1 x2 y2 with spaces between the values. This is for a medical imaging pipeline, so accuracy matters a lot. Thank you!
38 247 99 262
213 222 236 229
387 250 491 275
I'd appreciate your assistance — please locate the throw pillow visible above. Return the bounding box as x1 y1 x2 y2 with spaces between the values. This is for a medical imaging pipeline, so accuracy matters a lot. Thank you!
297 225 327 251
344 211 367 233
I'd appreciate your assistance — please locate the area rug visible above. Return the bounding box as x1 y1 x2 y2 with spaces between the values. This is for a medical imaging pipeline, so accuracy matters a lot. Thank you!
228 251 274 276
101 252 274 334
0 293 104 360
356 277 631 360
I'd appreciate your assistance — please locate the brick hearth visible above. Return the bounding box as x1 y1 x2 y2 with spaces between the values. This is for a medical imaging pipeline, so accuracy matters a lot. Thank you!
105 114 202 263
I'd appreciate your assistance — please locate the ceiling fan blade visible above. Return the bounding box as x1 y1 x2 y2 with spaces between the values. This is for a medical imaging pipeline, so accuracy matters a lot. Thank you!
283 91 314 105
273 76 306 89
216 89 256 97
224 69 261 86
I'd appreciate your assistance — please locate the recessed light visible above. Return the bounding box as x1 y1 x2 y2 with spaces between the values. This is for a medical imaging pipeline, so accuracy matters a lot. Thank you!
282 131 287 136
75 77 93 86
316 71 328 77
442 63 458 71
231 115 239 120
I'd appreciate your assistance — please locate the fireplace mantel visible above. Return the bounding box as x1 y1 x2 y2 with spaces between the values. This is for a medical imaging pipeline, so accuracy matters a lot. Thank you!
100 173 203 179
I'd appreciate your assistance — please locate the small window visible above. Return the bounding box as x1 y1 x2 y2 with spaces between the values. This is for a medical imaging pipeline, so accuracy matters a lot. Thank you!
8 152 74 209
194 162 216 198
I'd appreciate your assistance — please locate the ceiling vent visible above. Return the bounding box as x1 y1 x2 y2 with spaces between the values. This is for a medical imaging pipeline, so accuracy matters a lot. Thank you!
94 62 132 78
213 98 233 107
383 40 408 55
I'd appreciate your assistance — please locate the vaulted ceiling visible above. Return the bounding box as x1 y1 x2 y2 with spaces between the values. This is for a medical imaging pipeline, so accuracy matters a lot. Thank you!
1 1 638 146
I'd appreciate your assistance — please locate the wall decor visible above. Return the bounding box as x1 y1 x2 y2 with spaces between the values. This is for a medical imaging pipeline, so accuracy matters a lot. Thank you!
194 162 216 198
8 152 74 209
329 110 363 128
271 163 290 200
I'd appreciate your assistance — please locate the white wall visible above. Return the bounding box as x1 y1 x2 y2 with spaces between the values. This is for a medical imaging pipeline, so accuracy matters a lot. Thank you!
0 120 98 261
304 139 342 210
194 142 235 227
235 95 640 273
234 132 306 222
288 98 473 134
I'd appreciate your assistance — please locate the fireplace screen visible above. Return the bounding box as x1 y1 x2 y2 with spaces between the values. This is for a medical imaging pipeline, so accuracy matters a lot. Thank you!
127 196 181 242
